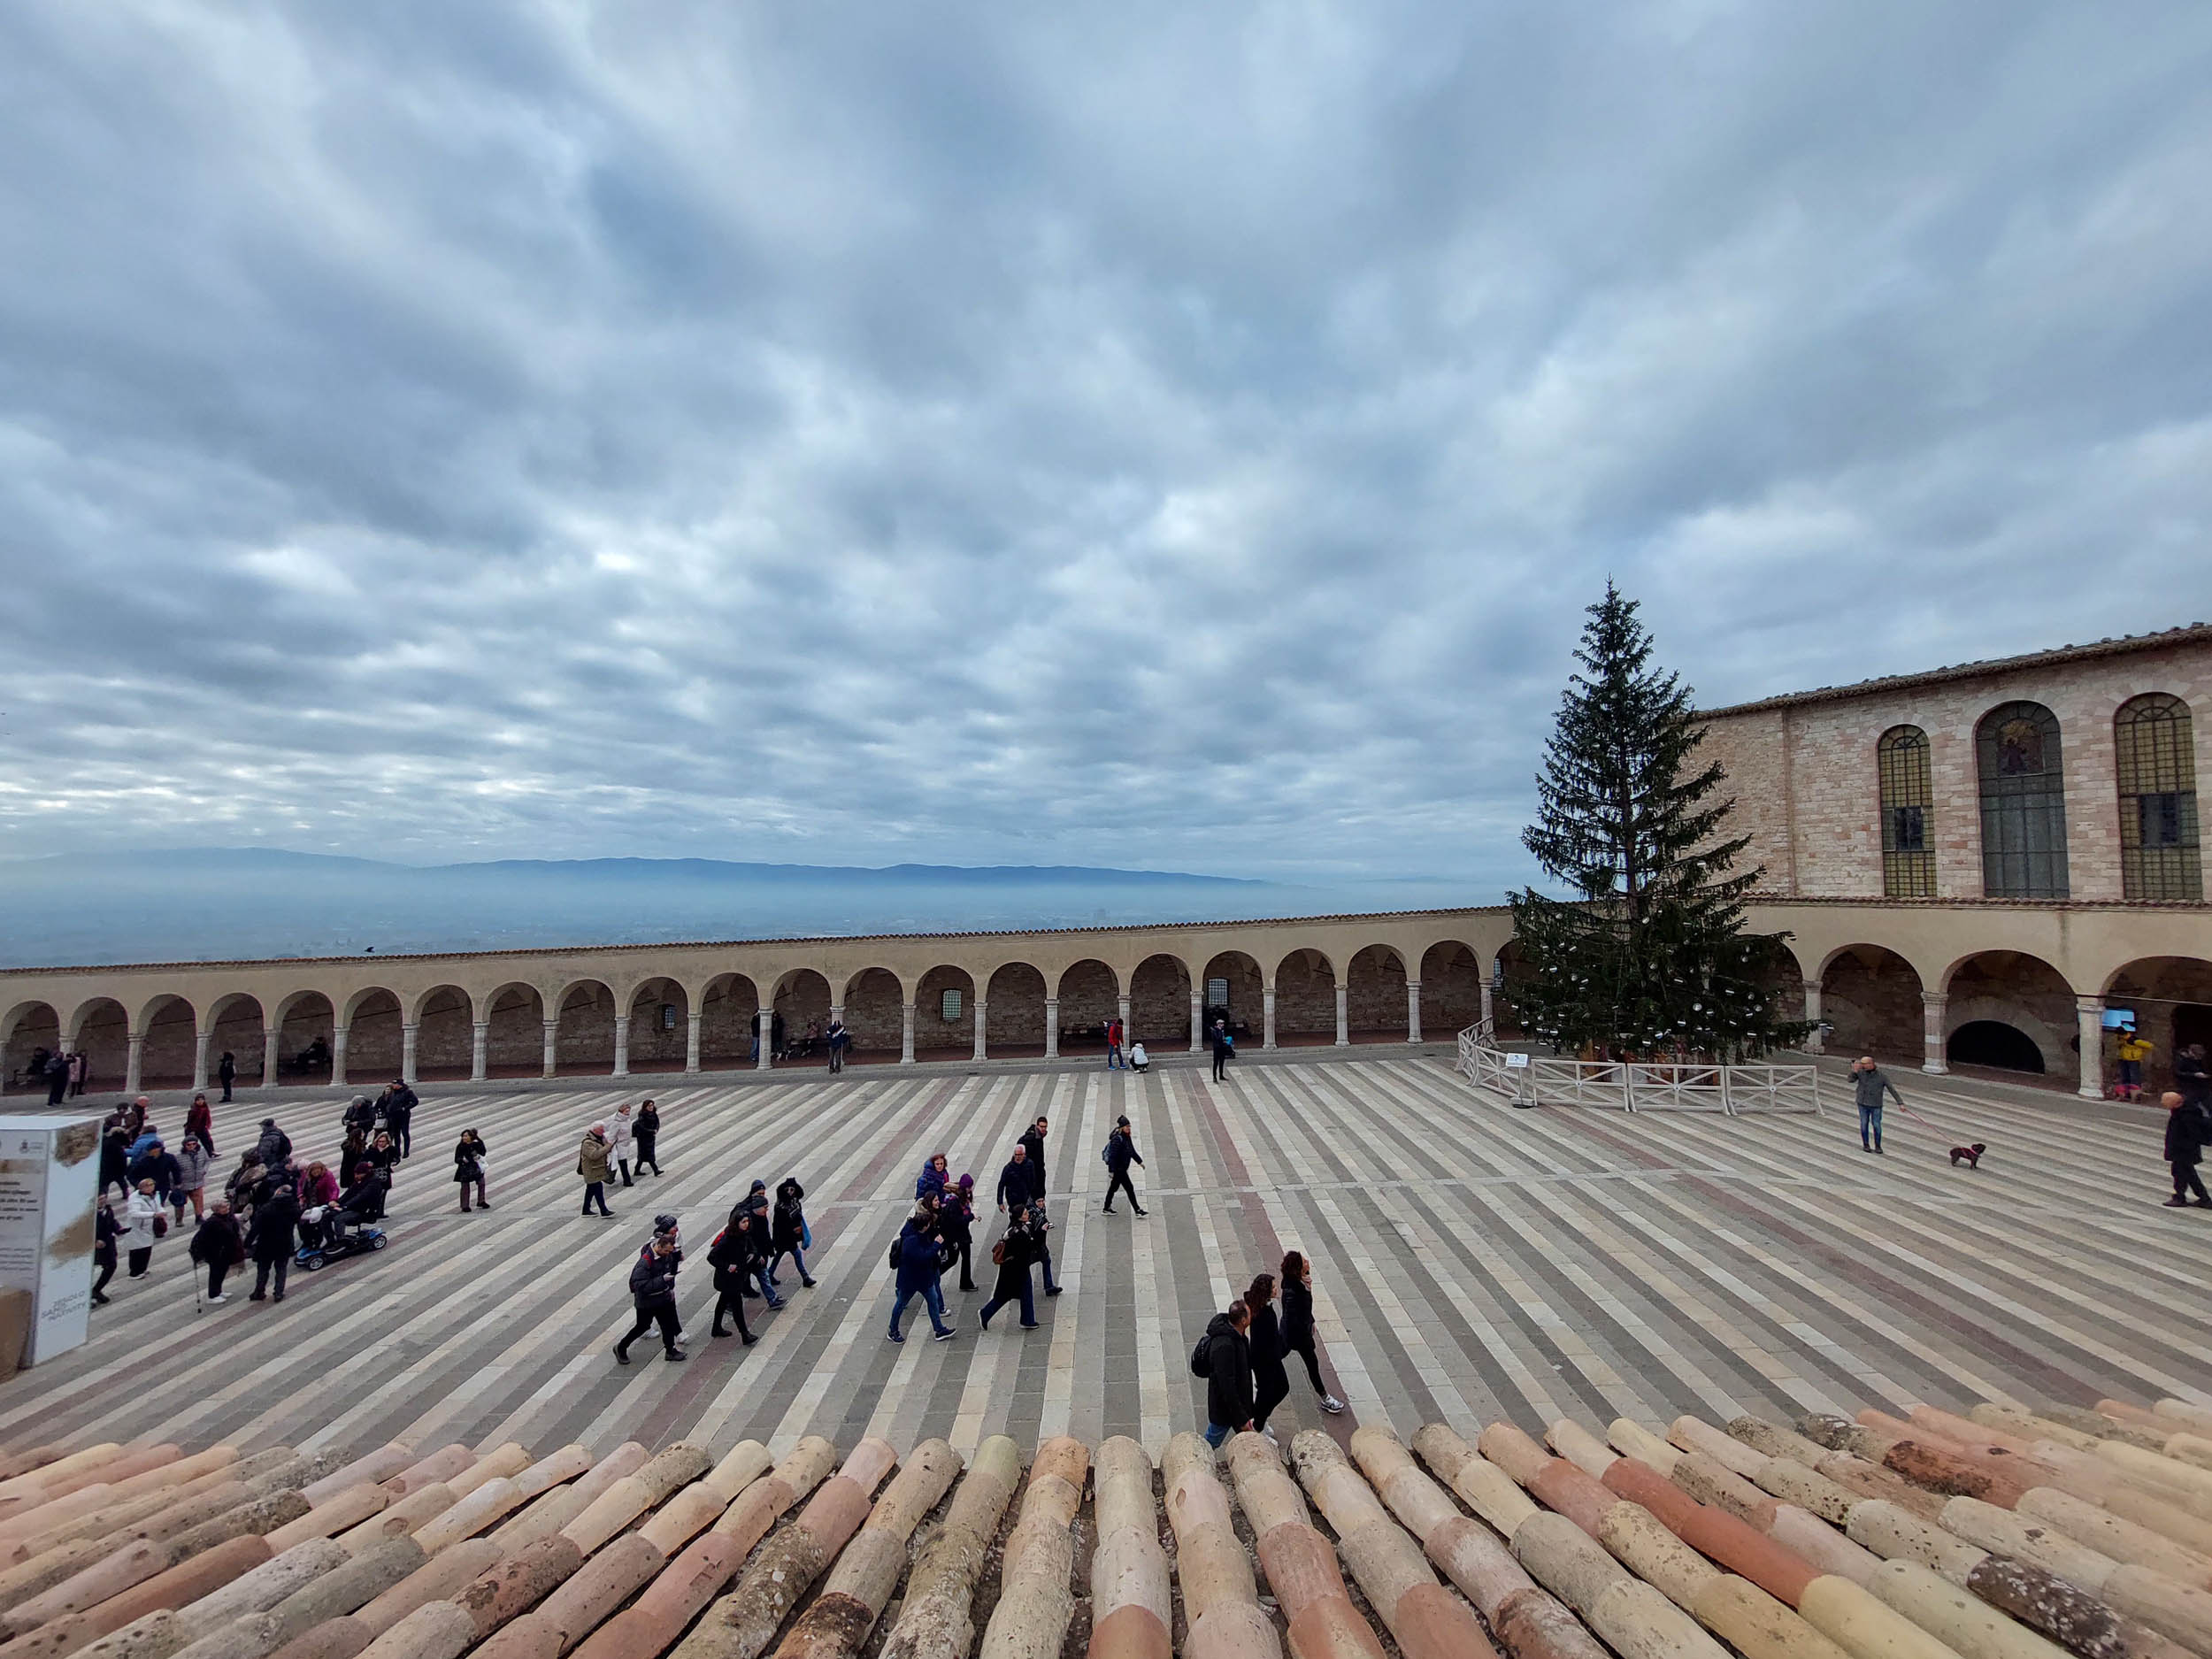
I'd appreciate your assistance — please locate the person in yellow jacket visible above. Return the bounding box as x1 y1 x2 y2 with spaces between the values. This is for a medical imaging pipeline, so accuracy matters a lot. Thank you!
2117 1030 2154 1099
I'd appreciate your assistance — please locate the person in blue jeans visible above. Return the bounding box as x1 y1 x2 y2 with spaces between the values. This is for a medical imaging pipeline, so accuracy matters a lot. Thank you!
1851 1056 1902 1153
1107 1018 1125 1070
1197 1300 1254 1448
887 1203 956 1343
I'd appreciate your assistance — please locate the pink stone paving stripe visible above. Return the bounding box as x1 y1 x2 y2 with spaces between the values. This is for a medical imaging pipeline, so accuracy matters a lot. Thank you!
1189 1074 1357 1449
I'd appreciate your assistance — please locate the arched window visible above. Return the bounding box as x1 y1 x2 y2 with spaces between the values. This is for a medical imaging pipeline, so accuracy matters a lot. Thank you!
1977 701 2069 898
1877 726 1935 897
2115 694 2201 901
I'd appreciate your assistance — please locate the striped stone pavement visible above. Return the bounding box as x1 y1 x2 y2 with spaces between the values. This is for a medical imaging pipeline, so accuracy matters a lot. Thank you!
4 1053 2206 1464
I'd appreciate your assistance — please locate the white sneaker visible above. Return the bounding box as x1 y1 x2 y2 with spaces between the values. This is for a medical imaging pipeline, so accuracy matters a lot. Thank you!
205 1294 227 1304
1320 1394 1347 1415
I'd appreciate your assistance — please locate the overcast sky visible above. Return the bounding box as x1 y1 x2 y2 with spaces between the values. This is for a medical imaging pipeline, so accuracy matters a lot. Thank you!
3 4 2209 887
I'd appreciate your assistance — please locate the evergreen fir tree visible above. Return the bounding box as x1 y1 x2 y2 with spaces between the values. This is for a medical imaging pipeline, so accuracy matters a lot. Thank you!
1507 583 1807 1062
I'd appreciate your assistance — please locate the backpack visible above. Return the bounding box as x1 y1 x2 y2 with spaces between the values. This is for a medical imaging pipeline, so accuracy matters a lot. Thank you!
1189 1333 1212 1378
887 1238 902 1271
1102 1140 1114 1167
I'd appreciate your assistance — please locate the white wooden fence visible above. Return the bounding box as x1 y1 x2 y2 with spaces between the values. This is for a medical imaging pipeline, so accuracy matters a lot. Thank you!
1455 1019 1822 1115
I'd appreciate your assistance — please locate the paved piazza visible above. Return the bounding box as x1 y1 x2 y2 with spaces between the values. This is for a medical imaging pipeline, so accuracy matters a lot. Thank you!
5 1051 2203 1460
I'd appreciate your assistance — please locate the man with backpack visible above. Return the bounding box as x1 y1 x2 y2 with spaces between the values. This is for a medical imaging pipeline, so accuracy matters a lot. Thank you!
887 1202 956 1343
1210 1018 1234 1083
1102 1115 1147 1216
1192 1299 1255 1448
615 1232 686 1364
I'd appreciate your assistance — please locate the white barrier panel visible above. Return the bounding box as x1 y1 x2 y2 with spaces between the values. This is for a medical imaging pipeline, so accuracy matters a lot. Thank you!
1455 1021 1820 1115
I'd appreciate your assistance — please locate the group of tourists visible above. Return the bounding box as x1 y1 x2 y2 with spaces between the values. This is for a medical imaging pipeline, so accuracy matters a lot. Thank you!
574 1101 664 1215
614 1175 813 1363
1191 1252 1350 1447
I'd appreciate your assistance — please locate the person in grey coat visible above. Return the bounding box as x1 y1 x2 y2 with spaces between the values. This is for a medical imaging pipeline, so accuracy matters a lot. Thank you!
173 1134 213 1223
1851 1056 1903 1154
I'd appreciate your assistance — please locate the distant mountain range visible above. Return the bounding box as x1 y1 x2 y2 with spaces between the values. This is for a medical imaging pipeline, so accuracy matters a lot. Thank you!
0 849 1485 967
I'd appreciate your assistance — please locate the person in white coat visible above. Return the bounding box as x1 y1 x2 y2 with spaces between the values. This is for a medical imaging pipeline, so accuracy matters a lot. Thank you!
122 1178 165 1279
609 1103 635 1187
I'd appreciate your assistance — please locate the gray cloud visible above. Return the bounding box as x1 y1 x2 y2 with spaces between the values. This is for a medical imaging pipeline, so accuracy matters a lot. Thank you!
2 1 2209 887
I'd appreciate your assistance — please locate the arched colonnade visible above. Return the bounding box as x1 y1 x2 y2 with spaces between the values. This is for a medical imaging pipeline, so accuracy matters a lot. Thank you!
0 917 1517 1095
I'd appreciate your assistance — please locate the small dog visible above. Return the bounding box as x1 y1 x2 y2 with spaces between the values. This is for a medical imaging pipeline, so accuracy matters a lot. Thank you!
1948 1142 1986 1169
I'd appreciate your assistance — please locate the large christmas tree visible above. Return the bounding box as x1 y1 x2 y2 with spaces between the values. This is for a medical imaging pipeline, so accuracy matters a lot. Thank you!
1508 584 1806 1062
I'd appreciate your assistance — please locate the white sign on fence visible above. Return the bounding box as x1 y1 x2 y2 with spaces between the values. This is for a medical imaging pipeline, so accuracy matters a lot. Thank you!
1503 1052 1530 1068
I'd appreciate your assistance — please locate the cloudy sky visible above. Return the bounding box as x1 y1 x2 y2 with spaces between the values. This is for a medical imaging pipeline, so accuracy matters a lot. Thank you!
4 3 2209 888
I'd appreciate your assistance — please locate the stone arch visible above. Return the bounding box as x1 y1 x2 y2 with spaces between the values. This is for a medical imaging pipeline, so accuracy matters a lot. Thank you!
1762 947 1808 1028
2101 956 2212 1097
410 985 473 1081
985 961 1048 1056
1940 949 2078 1084
697 972 760 1071
68 997 131 1094
274 991 334 1085
1273 948 1338 1045
343 988 405 1080
915 965 977 1060
1056 959 1118 1052
1419 941 1484 1037
1947 1020 2046 1075
1818 944 1924 1066
1346 944 1409 1041
772 970 834 1063
481 982 548 1079
1130 953 1193 1046
553 979 618 1075
204 993 266 1087
1201 951 1263 1044
624 976 690 1071
4 1001 62 1095
139 994 199 1090
842 968 905 1060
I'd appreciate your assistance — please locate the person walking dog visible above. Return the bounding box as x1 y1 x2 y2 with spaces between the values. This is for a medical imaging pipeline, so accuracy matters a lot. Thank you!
1850 1056 1902 1154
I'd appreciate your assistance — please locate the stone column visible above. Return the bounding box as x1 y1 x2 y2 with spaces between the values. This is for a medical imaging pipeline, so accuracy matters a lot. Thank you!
471 1021 488 1083
1406 980 1423 1043
2076 995 2105 1101
685 1012 702 1075
192 1029 211 1093
332 1023 349 1088
126 1032 145 1096
1263 987 1278 1050
1189 989 1203 1052
972 1001 987 1063
541 1019 558 1079
1479 972 1494 1030
1333 983 1350 1047
612 1014 630 1079
757 1007 774 1071
401 1023 419 1085
1920 991 1948 1075
901 1002 916 1065
1118 994 1133 1045
261 1025 281 1091
1044 997 1060 1059
1801 984 1824 1055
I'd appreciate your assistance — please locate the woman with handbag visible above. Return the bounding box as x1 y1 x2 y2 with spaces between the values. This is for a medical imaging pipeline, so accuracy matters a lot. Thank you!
706 1214 761 1344
188 1199 246 1303
632 1102 661 1177
978 1205 1040 1331
454 1130 488 1211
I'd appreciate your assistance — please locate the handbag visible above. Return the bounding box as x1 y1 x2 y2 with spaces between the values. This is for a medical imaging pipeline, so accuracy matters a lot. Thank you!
989 1239 1007 1266
151 1213 168 1240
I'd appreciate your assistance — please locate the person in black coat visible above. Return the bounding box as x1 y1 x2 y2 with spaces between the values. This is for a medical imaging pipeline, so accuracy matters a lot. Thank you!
188 1200 245 1302
379 1080 416 1159
2162 1090 2210 1208
633 1101 662 1177
1278 1249 1347 1413
2178 1044 2211 1109
978 1205 1041 1331
1246 1272 1291 1434
615 1234 686 1363
247 1184 299 1303
1102 1116 1147 1216
995 1146 1033 1214
218 1049 237 1102
770 1179 815 1288
706 1217 760 1344
1200 1302 1254 1448
454 1130 488 1211
127 1141 182 1208
940 1174 978 1292
1018 1117 1048 1196
91 1199 120 1306
254 1119 291 1167
98 1114 131 1199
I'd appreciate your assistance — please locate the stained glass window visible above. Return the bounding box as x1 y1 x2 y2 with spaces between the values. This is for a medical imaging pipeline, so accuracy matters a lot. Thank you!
1877 726 1936 897
2116 693 2201 901
1976 702 2069 897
